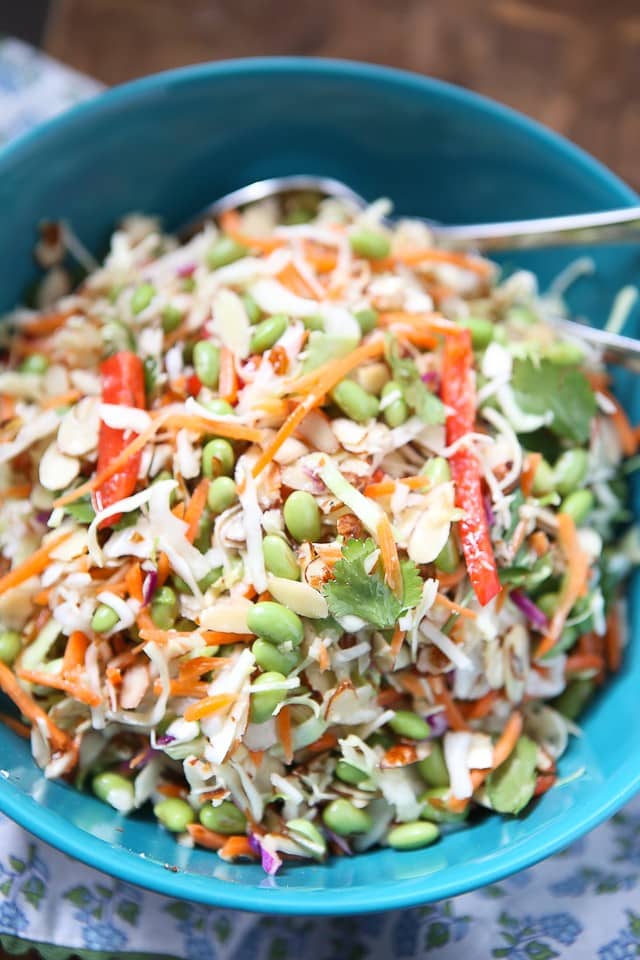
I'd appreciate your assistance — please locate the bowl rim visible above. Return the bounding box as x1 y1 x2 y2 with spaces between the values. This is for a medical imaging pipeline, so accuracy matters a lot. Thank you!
0 55 638 915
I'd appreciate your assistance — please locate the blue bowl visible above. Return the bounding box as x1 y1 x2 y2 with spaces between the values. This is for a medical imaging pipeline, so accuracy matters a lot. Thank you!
0 58 639 915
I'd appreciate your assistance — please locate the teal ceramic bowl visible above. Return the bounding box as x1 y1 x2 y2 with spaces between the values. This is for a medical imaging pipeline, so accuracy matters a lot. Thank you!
0 58 639 915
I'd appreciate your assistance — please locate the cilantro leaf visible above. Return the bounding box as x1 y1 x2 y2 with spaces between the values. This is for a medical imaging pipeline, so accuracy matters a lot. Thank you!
63 499 96 524
303 333 358 372
511 358 596 444
323 538 422 628
386 336 445 426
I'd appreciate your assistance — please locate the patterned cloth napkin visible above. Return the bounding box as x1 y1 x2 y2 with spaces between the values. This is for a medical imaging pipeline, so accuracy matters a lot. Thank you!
1 35 639 960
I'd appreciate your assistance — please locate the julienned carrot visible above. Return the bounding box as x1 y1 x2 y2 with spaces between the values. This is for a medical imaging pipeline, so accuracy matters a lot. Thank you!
535 513 589 658
565 653 605 674
218 347 238 404
0 529 73 596
157 782 187 798
168 679 209 698
178 656 226 679
306 730 338 754
277 262 319 300
317 641 330 672
377 687 405 708
183 692 237 722
390 623 406 658
218 836 258 861
604 607 622 672
40 390 82 410
61 631 90 672
0 661 72 753
377 514 402 597
219 209 283 255
252 395 317 477
184 478 210 543
434 593 478 620
156 552 171 587
20 308 75 337
435 564 467 589
125 563 144 603
163 414 261 442
521 452 542 498
0 712 30 738
465 689 498 721
365 476 430 498
603 391 637 456
186 822 228 850
0 484 32 504
530 530 549 557
291 336 386 394
17 668 100 708
276 705 293 764
377 248 494 278
427 676 469 732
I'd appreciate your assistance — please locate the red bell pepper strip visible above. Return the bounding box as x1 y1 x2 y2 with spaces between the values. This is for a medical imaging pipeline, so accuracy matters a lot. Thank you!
93 351 146 527
441 329 500 606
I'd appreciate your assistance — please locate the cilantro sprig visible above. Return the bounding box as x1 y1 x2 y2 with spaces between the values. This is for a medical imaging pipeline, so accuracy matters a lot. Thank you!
511 358 596 444
385 337 445 426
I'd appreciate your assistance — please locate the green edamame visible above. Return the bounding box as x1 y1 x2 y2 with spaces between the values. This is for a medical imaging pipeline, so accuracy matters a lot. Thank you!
92 771 134 810
536 592 559 619
102 321 134 354
420 788 468 823
349 229 391 260
131 282 156 315
560 489 594 525
154 797 195 833
322 798 373 835
286 818 327 858
250 314 288 354
532 458 555 496
387 821 440 850
202 398 235 417
283 490 322 542
0 630 21 665
251 638 300 675
434 536 459 574
546 341 585 365
193 340 220 388
420 457 451 485
388 710 431 740
331 379 380 423
460 316 495 349
554 449 588 495
242 293 261 324
302 314 325 332
202 438 235 478
250 671 288 723
19 353 49 374
335 760 368 785
91 603 120 633
206 237 247 269
262 535 300 580
354 307 379 334
552 677 595 720
381 381 409 428
161 304 183 333
247 602 304 647
151 586 179 630
416 741 450 788
207 476 237 514
199 800 247 834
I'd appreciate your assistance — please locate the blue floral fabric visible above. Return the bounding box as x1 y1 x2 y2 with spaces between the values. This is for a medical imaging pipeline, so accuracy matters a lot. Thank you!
1 35 640 960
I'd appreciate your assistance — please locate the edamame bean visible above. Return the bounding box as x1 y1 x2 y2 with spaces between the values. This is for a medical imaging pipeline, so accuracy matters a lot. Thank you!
151 586 179 630
546 341 585 365
193 340 220 388
416 741 449 788
91 603 120 633
262 535 300 580
420 788 468 824
387 820 440 850
420 456 451 485
154 797 195 832
102 321 134 354
283 490 322 542
202 398 234 417
381 381 409 428
199 799 247 834
388 710 431 740
19 353 49 374
247 602 304 647
560 489 594 525
194 512 214 553
434 536 459 574
460 316 494 349
532 458 555 496
202 438 235 478
207 476 237 514
0 630 21 665
554 449 588 495
354 307 378 334
536 592 559 619
198 568 221 592
250 314 288 354
251 638 300 675
552 677 595 720
302 314 325 332
206 237 248 269
161 304 183 333
242 293 261 324
349 230 391 260
250 671 288 723
331 379 380 423
322 798 373 835
286 818 327 858
92 771 134 811
335 760 367 785
131 282 156 315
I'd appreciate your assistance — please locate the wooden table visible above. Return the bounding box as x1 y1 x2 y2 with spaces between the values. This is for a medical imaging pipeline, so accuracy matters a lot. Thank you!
43 0 640 191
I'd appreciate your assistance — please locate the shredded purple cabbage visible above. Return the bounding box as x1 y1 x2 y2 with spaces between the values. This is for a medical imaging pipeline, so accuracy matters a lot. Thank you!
426 709 449 738
323 828 353 856
143 569 158 605
155 733 176 746
249 833 282 875
510 589 549 630
483 495 495 527
177 263 196 278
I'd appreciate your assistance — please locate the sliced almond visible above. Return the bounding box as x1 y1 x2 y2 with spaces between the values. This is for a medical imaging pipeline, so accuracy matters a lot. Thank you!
39 442 80 492
199 597 254 633
212 288 251 359
57 397 100 456
266 575 328 619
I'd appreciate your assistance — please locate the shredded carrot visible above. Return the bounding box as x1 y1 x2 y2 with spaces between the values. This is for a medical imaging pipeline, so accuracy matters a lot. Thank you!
586 370 610 391
247 749 264 768
61 631 90 673
0 661 72 752
565 653 605 674
183 692 237 722
465 689 498 721
34 589 51 606
0 529 73 596
125 562 144 603
167 679 209 698
305 731 338 754
0 712 30 738
377 687 405 708
303 242 338 273
178 656 225 679
276 705 293 764
0 396 16 422
377 514 402 597
40 389 82 410
252 394 317 477
390 624 406 658
318 641 330 672
377 312 465 337
218 347 238 404
435 564 467 589
521 452 541 498
157 782 187 798
156 552 171 587
0 484 32 505
380 248 493 278
535 513 590 658
604 607 622 672
186 822 228 850
530 530 549 557
434 593 478 620
399 672 429 699
364 480 395 498
219 209 283 254
21 308 74 337
163 413 261 443
603 391 637 456
450 710 524 811
292 336 386 394
17 668 100 708
106 667 122 686
218 835 257 861
183 478 210 543
277 261 319 300
534 773 557 797
428 676 469 731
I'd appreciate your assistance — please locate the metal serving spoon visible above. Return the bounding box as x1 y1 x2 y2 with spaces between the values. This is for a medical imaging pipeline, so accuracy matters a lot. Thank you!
179 174 640 371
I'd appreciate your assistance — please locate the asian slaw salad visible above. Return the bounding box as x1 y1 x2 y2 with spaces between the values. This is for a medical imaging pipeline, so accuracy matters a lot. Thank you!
0 191 637 873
